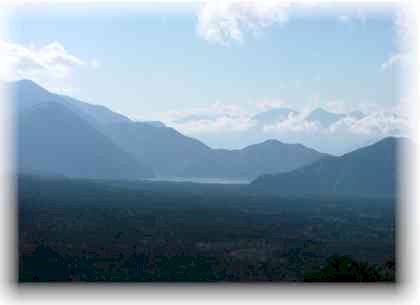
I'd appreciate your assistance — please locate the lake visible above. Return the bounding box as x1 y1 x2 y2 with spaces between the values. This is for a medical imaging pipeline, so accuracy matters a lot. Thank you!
145 176 251 184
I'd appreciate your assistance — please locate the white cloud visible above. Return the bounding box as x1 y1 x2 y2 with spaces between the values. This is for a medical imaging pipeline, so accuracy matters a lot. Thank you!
0 41 85 80
149 98 410 153
260 109 410 139
160 101 255 134
166 100 248 121
322 100 351 114
349 111 410 136
262 111 321 134
158 98 410 140
195 2 395 45
0 40 89 93
381 53 407 70
197 1 290 44
170 115 256 134
328 117 358 134
380 6 413 72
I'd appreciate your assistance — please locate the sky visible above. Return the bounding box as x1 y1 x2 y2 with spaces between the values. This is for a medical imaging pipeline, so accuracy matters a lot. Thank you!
1 2 412 154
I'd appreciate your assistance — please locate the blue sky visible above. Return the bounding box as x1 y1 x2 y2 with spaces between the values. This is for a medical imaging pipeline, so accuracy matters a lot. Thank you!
3 2 409 153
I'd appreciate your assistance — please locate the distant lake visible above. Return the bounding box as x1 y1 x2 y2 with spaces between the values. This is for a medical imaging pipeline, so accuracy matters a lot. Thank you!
145 177 251 184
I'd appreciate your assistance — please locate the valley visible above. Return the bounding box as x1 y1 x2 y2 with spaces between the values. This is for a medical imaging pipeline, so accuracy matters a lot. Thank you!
18 175 396 282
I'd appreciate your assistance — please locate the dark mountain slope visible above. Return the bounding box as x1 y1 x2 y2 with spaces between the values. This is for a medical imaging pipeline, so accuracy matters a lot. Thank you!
250 137 404 197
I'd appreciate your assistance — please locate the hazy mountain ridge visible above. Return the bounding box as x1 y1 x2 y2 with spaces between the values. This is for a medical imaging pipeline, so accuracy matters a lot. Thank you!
181 139 329 179
305 108 347 127
13 80 330 180
252 107 299 125
17 99 155 180
252 107 366 128
101 121 213 177
11 79 132 127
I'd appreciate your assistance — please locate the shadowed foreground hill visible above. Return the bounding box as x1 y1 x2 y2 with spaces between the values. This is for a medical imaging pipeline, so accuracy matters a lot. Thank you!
250 137 405 197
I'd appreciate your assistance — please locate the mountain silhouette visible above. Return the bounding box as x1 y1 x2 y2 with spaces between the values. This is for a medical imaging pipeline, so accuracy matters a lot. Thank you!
10 79 131 127
15 85 154 180
349 110 366 120
250 137 404 197
306 108 346 127
181 139 329 179
252 107 299 125
12 80 331 179
101 121 212 177
141 121 166 128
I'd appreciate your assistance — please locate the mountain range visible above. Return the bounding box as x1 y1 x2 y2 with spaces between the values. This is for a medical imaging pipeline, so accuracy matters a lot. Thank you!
252 107 366 127
11 79 403 197
12 80 329 180
17 99 154 180
180 139 328 179
305 108 347 127
250 137 404 197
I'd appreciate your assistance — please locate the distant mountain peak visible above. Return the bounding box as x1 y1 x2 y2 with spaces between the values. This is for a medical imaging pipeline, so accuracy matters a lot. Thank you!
261 139 282 145
309 107 343 116
17 99 154 180
140 121 166 128
12 79 133 126
252 107 299 125
11 79 50 95
349 110 366 119
13 79 42 87
306 108 346 126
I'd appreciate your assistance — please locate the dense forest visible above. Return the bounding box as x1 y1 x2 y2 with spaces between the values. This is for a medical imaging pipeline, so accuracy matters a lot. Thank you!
18 175 396 282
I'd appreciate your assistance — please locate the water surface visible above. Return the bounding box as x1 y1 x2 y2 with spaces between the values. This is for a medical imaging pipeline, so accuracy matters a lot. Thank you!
145 176 251 184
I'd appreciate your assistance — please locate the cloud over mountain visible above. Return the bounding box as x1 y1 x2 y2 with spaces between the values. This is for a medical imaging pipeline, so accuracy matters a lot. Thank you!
1 41 85 79
159 101 410 154
0 40 97 94
159 101 255 134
